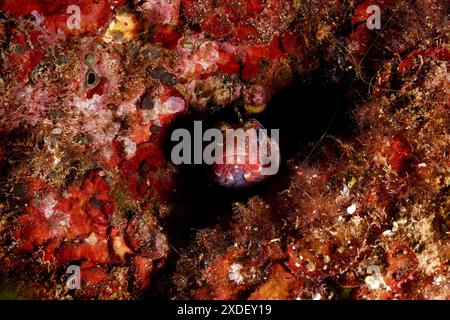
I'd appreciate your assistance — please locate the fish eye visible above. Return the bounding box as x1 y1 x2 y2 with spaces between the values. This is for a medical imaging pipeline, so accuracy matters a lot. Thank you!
244 119 262 130
85 70 99 88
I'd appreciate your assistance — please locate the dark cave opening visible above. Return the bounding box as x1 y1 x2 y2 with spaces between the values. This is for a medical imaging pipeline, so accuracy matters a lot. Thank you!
155 71 360 299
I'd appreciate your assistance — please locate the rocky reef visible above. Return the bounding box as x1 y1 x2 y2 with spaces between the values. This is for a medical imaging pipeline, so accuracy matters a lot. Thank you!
0 0 448 299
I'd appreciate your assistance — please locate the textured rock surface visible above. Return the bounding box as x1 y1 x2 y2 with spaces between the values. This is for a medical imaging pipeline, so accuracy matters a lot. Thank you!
0 0 448 299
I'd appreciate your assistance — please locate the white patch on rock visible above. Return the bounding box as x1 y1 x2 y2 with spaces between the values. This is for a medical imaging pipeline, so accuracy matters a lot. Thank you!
313 293 322 300
229 263 245 284
365 265 386 290
40 195 58 219
118 136 137 159
85 233 98 245
31 11 45 26
340 185 350 197
347 203 357 215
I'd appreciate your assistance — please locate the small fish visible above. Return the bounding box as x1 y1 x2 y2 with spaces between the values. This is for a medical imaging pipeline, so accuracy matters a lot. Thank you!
213 119 280 188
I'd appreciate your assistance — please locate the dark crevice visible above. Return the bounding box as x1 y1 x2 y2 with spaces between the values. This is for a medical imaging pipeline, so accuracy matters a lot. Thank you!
153 70 362 299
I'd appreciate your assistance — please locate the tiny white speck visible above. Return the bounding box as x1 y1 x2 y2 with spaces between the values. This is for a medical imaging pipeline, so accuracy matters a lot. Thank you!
52 128 62 135
433 276 443 285
340 185 350 197
84 232 98 245
383 230 394 237
347 203 357 215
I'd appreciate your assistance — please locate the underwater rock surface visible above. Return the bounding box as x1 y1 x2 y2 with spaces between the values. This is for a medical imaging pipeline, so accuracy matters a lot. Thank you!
0 0 448 299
